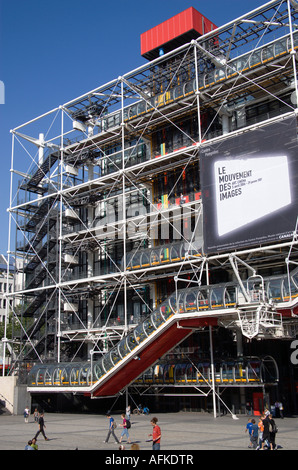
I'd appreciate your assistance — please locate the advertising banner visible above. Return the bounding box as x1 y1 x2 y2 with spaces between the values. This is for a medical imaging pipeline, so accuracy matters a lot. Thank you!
201 116 298 253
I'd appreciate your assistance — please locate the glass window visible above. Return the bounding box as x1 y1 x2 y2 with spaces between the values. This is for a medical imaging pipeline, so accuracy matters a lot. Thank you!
70 368 79 386
131 252 141 269
235 58 246 72
262 45 274 63
137 101 146 115
185 291 197 312
215 67 226 82
36 368 46 386
79 365 91 386
151 310 164 328
126 332 138 351
160 247 170 263
110 349 122 366
184 79 196 95
283 278 297 301
52 368 62 386
197 290 209 310
185 364 196 382
103 352 116 373
249 50 262 67
129 104 138 119
141 252 150 267
177 292 185 313
224 286 237 308
150 250 160 266
170 245 180 262
134 323 147 344
173 84 184 100
204 70 215 86
118 337 131 358
210 288 224 309
174 364 187 383
266 279 282 301
168 294 177 315
164 364 175 383
274 38 287 56
143 318 155 336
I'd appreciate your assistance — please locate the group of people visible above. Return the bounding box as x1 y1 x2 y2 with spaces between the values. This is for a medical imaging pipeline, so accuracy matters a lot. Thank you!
24 405 161 450
246 412 278 450
24 438 39 450
24 408 49 450
104 405 161 450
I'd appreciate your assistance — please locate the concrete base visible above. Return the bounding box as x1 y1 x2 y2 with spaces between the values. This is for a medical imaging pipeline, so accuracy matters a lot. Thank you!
0 376 31 415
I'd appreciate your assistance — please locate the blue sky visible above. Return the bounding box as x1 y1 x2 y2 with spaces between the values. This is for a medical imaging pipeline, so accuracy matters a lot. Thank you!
0 0 265 256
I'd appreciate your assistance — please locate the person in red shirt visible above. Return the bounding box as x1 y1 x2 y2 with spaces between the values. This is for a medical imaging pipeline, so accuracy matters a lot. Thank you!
149 417 161 450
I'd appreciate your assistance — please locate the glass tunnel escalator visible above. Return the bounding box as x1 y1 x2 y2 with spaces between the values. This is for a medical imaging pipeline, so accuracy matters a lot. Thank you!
27 266 298 393
135 355 279 386
123 242 202 271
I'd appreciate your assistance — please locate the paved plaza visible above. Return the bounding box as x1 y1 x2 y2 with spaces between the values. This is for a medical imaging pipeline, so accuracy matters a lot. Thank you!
0 411 296 452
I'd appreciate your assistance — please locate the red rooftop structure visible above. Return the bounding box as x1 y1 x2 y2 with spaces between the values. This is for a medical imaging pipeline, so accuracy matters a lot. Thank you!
141 7 217 60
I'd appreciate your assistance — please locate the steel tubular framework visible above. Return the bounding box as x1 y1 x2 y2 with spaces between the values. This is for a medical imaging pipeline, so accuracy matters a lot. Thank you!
3 1 298 404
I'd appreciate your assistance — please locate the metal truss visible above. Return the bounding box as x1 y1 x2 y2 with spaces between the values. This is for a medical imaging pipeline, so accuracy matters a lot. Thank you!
3 0 298 380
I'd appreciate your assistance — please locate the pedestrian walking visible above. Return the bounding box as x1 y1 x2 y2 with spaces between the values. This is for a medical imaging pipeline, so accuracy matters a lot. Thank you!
33 408 39 423
278 402 284 419
268 414 278 449
148 417 161 450
256 416 264 450
23 406 30 423
250 419 259 449
119 413 131 444
274 401 279 417
34 412 49 441
246 401 252 416
126 404 131 422
104 414 120 444
261 414 270 450
245 418 253 448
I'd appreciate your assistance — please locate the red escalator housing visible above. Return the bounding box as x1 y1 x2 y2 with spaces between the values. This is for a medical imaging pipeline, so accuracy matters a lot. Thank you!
91 316 217 397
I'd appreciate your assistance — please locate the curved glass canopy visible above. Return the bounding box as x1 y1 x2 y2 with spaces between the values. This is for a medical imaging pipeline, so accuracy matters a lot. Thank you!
135 356 279 385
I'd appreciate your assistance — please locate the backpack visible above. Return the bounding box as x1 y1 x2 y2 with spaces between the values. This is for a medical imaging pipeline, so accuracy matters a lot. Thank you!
269 421 278 433
112 420 117 429
126 420 131 429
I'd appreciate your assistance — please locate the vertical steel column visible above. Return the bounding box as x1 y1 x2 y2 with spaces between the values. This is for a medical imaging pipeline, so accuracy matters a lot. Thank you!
121 79 128 334
206 256 216 418
57 107 64 363
288 0 298 109
38 133 44 171
87 163 94 356
209 325 217 418
2 133 15 376
194 42 202 144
